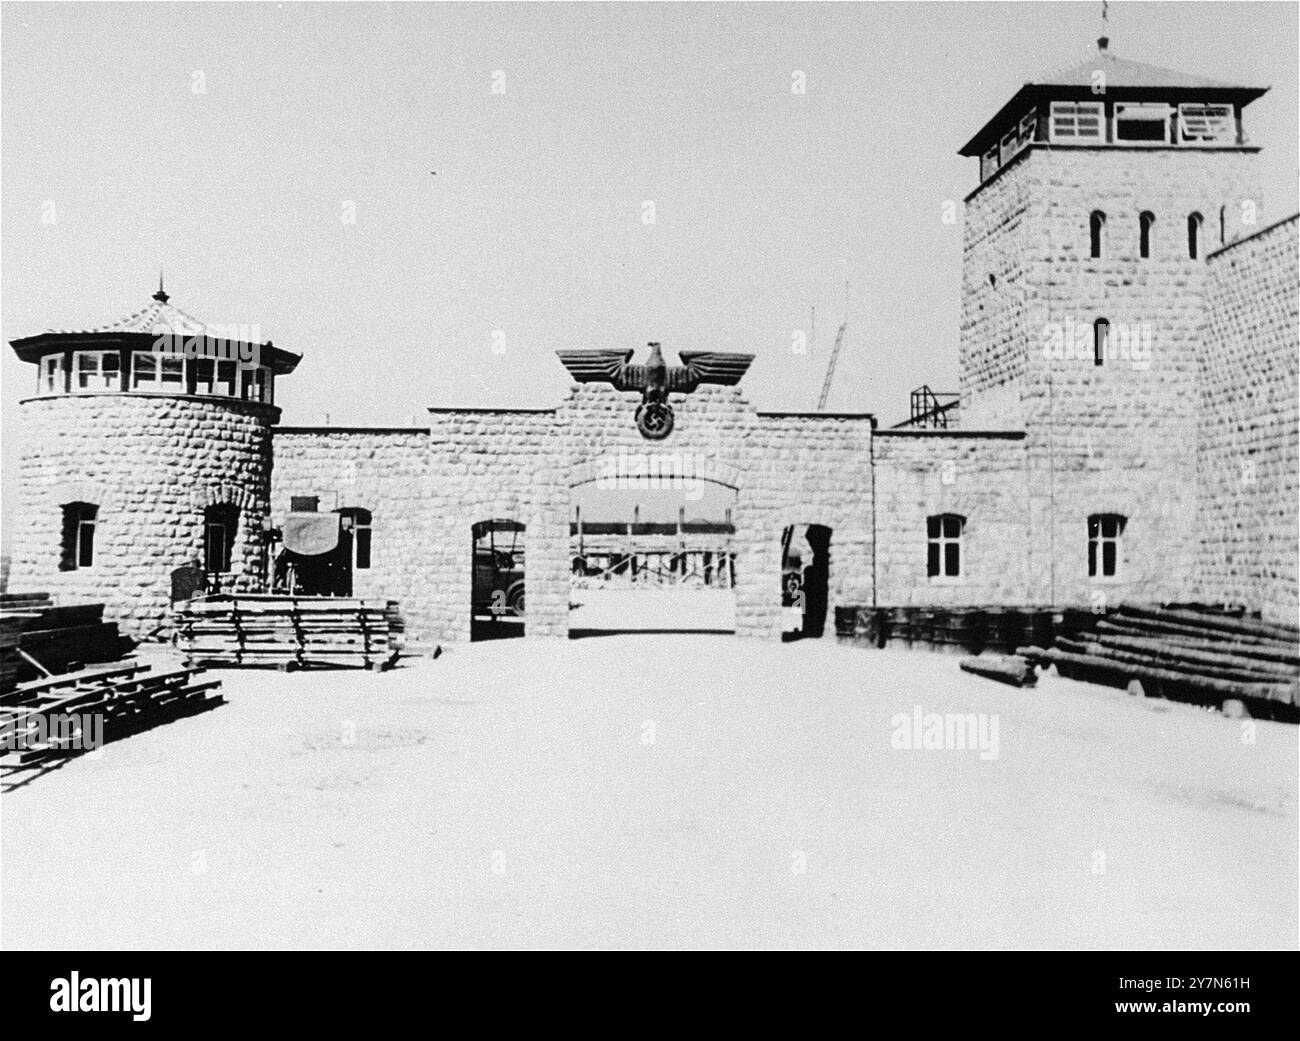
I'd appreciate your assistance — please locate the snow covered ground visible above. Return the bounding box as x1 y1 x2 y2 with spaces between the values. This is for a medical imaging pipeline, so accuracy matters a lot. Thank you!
2 635 1295 950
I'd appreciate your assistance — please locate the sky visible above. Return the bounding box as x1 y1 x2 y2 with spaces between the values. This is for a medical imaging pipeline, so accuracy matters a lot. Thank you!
2 1 1297 532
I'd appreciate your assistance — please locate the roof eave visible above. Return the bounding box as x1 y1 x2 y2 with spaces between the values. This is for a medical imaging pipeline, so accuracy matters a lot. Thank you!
9 329 302 374
958 82 1270 156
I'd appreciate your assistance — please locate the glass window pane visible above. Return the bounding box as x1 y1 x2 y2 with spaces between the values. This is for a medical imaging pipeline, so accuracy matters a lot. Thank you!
927 542 940 577
944 542 960 577
927 516 940 539
1088 540 1097 577
943 515 961 538
1103 541 1117 576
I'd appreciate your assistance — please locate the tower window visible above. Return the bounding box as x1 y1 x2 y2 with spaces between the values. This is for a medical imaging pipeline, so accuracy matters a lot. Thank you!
1139 212 1155 258
240 366 273 404
1219 205 1227 245
927 514 965 579
1089 211 1106 258
193 358 240 397
1088 514 1126 579
1049 101 1103 142
204 504 239 574
1179 104 1233 145
339 508 372 570
131 351 184 390
1115 103 1171 143
1093 319 1110 366
74 350 121 392
1187 212 1204 259
38 354 66 395
60 502 98 571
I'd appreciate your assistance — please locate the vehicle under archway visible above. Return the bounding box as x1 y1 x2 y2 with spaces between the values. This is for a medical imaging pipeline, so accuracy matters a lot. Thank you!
471 519 525 640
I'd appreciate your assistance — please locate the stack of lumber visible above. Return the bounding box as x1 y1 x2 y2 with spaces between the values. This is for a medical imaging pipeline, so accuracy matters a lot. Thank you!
0 593 135 690
1 662 223 780
959 653 1038 688
174 594 403 671
1024 604 1300 717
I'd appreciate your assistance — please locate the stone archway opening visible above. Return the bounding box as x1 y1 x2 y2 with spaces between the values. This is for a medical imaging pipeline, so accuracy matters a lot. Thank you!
470 519 526 641
568 466 738 638
780 523 832 641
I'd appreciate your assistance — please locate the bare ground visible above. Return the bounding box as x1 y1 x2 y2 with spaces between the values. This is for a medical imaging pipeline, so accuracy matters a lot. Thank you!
2 634 1295 950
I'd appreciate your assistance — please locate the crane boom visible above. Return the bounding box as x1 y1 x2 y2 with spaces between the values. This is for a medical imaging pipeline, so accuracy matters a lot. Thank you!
817 318 847 410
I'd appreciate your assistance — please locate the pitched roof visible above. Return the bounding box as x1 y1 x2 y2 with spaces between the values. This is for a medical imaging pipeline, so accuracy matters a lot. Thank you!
1036 49 1244 91
41 290 261 341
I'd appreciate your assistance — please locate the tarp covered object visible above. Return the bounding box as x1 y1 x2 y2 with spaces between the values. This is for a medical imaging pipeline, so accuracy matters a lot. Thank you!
283 512 340 556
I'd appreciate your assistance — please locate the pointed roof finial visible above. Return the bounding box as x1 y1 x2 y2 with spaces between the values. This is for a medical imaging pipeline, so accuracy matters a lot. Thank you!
1098 0 1109 50
153 269 168 303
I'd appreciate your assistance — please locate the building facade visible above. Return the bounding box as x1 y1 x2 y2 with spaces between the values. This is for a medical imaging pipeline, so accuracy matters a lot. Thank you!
8 43 1297 640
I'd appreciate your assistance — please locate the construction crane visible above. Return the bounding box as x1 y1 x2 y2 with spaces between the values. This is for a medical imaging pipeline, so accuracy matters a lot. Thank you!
817 281 849 410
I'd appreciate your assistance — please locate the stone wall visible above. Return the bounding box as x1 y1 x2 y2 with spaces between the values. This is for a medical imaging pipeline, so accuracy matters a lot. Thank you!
9 393 275 635
271 386 877 643
1196 215 1299 622
873 430 1029 605
271 427 439 637
962 146 1263 609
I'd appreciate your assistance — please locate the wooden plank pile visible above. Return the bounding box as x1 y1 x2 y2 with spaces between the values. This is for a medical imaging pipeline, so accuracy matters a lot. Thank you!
1023 604 1300 718
959 654 1037 688
0 593 135 691
1 662 224 784
174 594 403 671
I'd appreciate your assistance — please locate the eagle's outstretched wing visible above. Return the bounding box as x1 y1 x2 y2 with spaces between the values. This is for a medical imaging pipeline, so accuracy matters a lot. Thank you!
669 351 755 392
556 349 640 390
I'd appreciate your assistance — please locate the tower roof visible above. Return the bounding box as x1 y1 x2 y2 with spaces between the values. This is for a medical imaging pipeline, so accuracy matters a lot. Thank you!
9 285 302 375
959 40 1268 156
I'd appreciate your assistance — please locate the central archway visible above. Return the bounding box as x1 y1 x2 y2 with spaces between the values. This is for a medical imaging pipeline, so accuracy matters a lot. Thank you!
567 455 740 638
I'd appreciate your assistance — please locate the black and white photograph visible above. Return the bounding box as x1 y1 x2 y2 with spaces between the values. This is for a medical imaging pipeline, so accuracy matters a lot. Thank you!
0 0 1297 978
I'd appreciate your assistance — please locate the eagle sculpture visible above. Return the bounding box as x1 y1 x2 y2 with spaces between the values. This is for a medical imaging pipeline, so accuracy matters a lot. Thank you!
556 342 754 439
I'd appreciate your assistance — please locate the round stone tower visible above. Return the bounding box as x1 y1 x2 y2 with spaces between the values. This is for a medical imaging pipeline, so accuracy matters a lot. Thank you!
7 283 300 637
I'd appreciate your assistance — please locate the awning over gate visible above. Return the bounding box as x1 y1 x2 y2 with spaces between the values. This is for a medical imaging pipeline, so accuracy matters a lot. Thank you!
283 512 340 556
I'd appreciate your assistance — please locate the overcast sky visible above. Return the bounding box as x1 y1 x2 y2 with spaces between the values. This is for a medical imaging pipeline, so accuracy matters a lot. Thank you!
2 1 1297 533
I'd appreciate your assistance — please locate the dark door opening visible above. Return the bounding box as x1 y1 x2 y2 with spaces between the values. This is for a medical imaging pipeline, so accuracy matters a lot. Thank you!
781 523 831 641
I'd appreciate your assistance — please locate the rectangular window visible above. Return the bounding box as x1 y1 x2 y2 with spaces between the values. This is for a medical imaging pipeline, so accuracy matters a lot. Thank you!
192 358 215 396
1114 103 1170 143
74 350 121 392
240 367 272 403
1049 101 1103 142
926 514 964 579
1088 514 1126 579
204 504 238 573
980 144 999 181
60 502 98 570
214 360 238 397
39 354 65 395
131 351 158 389
1178 103 1233 144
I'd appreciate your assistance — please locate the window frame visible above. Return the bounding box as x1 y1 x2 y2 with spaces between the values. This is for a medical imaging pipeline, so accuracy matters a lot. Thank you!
1187 212 1204 260
926 513 965 582
1114 102 1172 145
1049 101 1104 144
1139 211 1156 259
339 508 373 571
203 504 239 574
1178 103 1234 145
73 349 122 393
38 354 66 395
1087 513 1127 581
60 502 98 571
1089 210 1106 259
1093 318 1110 366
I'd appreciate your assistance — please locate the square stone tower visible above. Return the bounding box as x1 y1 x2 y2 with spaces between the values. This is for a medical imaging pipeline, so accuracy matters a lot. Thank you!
957 38 1267 607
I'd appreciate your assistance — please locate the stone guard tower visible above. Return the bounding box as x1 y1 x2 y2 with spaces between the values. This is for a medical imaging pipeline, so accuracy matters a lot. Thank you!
7 284 300 636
